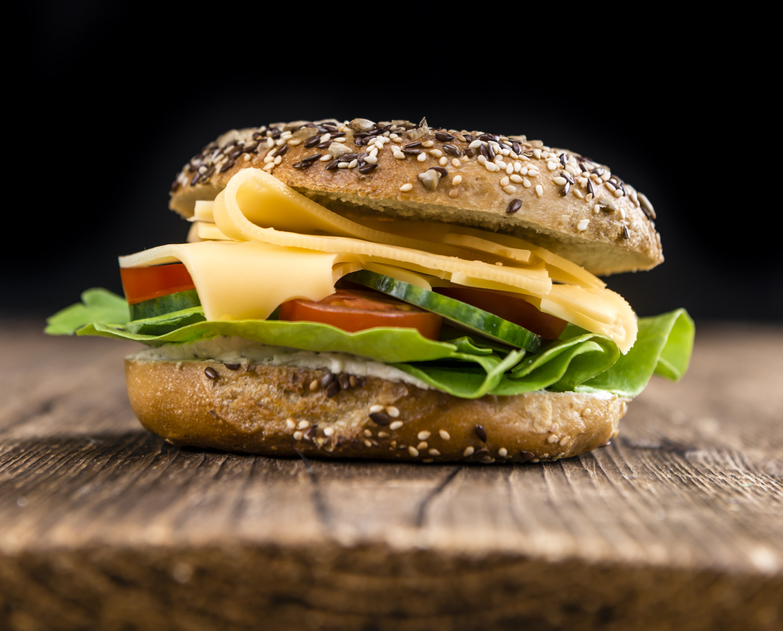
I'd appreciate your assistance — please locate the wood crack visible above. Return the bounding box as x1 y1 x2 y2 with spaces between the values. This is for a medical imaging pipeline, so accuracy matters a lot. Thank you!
414 466 462 528
296 450 332 530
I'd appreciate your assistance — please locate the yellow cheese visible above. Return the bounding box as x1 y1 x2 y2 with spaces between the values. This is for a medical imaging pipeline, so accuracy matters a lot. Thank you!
213 168 553 297
441 232 532 263
540 284 636 352
213 169 476 259
119 241 353 321
362 263 435 290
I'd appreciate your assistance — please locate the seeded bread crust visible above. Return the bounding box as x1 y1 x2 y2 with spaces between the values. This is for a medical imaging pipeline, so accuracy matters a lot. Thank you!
125 358 627 463
170 118 662 276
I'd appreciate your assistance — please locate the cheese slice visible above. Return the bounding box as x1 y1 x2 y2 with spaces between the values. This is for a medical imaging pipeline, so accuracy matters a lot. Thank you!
213 169 553 297
119 241 356 321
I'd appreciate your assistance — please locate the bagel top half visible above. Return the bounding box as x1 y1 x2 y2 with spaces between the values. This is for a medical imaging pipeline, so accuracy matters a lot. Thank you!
169 117 662 277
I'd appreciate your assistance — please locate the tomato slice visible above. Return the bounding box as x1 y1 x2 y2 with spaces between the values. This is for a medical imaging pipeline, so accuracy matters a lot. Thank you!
120 263 196 305
434 286 567 339
278 289 443 340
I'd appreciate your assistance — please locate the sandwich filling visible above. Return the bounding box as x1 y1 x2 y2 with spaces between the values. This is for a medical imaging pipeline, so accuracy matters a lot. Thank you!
47 168 694 401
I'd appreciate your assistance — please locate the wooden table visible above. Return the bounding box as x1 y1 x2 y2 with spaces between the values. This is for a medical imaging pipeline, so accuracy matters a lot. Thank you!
1 319 781 631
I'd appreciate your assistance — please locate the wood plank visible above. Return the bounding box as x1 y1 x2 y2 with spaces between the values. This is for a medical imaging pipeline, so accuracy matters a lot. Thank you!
1 319 781 630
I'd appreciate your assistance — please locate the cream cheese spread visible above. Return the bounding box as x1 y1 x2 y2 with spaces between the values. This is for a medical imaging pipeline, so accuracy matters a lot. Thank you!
129 336 432 389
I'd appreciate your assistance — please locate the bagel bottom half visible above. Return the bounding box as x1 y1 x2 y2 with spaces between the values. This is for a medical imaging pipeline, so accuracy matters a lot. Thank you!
125 358 627 463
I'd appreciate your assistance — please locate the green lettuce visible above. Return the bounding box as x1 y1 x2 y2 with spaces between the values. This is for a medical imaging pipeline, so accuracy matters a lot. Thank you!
46 289 694 399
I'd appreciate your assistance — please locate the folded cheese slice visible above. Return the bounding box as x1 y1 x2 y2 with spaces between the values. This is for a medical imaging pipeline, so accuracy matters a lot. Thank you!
119 241 357 322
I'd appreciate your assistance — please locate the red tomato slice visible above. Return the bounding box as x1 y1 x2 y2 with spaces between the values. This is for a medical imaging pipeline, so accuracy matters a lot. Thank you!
434 286 567 339
278 289 443 340
120 263 196 304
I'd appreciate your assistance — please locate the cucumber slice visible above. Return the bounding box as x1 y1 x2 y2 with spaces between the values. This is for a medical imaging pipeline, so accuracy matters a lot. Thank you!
130 289 201 321
345 271 542 352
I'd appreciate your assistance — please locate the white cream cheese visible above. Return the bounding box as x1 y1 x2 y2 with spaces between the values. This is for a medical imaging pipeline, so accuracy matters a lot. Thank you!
129 336 432 389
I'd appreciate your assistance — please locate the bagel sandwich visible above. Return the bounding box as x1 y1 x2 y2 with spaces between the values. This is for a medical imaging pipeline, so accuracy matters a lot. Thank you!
46 117 694 464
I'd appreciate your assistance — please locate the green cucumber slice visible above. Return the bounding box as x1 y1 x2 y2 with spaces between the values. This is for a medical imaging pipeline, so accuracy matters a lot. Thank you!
345 270 542 353
130 289 201 321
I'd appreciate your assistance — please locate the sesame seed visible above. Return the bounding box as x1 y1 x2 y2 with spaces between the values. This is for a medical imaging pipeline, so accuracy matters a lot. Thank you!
498 448 508 458
417 153 427 162
577 219 590 231
503 185 517 194
535 185 544 197
639 192 656 219
523 178 531 188
417 431 431 441
452 175 462 186
370 412 392 426
500 176 510 187
547 161 558 171
297 420 310 430
554 176 567 186
463 446 475 457
389 421 404 431
400 183 413 192
286 419 296 430
369 404 384 414
309 379 319 391
323 427 334 437
548 434 559 444
293 431 303 441
326 381 340 397
417 441 428 450
428 449 441 457
559 436 571 446
363 429 373 438
439 429 451 441
364 440 373 448
386 406 400 418
408 446 420 457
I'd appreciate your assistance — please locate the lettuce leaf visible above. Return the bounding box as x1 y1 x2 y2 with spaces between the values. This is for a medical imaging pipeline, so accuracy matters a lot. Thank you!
45 289 694 399
44 288 130 335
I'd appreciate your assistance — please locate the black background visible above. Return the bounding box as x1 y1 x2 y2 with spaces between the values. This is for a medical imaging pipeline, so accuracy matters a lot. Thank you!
8 3 781 323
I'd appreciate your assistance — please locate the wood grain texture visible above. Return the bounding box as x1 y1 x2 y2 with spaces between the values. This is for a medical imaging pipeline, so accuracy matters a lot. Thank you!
1 319 781 631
